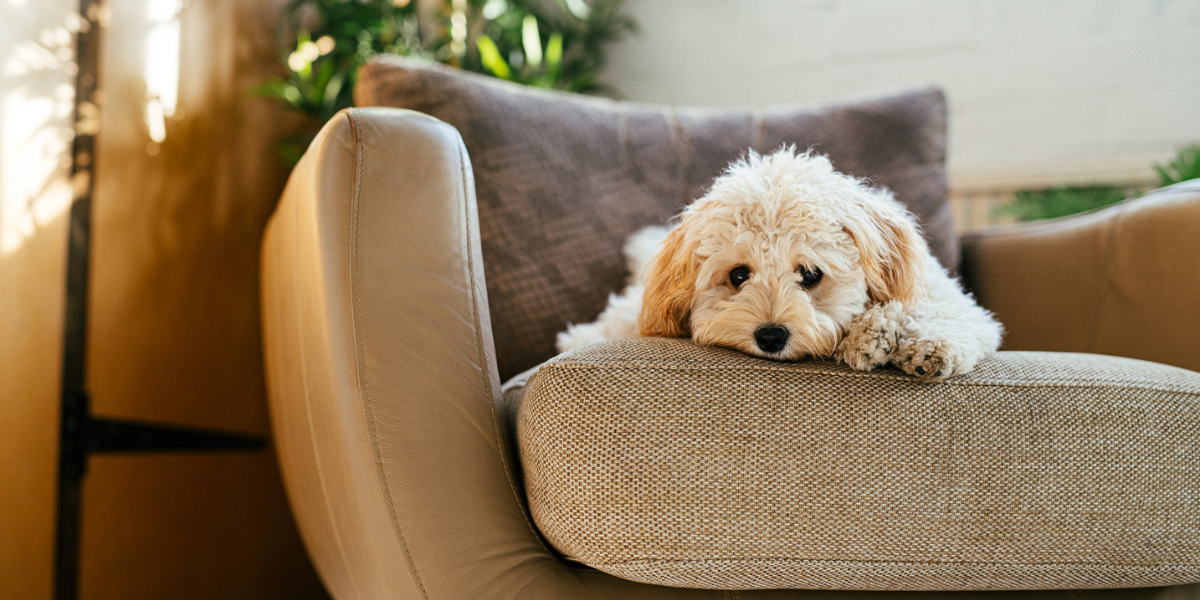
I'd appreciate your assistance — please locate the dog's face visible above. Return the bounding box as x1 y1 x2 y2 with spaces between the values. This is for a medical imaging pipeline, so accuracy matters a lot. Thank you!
639 149 926 360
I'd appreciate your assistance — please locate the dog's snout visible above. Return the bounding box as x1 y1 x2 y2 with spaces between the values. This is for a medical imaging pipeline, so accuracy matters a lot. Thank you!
754 325 790 353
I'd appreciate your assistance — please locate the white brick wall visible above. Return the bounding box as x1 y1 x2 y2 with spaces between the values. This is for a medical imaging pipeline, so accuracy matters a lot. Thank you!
602 0 1200 199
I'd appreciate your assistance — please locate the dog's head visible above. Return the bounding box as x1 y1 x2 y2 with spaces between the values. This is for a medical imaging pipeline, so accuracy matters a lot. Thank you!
639 148 926 360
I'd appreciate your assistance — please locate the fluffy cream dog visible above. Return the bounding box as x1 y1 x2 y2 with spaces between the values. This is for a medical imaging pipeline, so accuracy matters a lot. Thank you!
557 147 1002 380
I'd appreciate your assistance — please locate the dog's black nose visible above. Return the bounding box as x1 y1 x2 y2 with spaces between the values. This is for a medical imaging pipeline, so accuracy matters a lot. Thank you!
754 325 790 353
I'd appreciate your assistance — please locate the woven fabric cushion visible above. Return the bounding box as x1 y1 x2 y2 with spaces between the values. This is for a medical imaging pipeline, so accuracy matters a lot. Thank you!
356 57 955 381
510 338 1200 591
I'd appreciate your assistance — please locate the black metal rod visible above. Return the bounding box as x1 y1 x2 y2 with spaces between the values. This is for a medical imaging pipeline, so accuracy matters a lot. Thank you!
53 474 83 600
53 4 267 599
87 418 265 453
54 0 101 597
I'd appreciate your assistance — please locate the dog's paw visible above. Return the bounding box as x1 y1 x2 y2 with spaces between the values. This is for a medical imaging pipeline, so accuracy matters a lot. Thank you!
893 336 978 381
834 301 905 372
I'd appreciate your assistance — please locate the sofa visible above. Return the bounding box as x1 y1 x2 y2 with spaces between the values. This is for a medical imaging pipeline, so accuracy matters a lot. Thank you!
259 58 1200 599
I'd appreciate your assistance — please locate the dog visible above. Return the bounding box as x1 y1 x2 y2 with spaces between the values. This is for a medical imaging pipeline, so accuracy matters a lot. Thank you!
556 147 1002 381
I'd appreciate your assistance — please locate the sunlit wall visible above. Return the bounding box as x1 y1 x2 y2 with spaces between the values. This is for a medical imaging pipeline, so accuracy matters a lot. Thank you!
0 0 76 596
604 0 1200 194
0 0 325 598
0 1 76 257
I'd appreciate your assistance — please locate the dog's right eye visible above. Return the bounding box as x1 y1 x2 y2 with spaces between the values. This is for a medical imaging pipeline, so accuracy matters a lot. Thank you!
729 266 751 289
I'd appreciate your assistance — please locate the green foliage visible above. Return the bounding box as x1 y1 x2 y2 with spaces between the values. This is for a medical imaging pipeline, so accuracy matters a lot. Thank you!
996 145 1200 222
471 0 637 92
1155 144 1200 187
255 0 636 162
254 0 423 124
994 185 1131 222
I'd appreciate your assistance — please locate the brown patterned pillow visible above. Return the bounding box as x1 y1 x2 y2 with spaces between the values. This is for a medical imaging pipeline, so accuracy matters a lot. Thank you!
355 57 954 380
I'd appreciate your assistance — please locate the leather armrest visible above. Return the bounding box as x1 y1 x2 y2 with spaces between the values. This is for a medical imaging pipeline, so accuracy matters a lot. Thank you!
960 180 1200 372
260 108 711 599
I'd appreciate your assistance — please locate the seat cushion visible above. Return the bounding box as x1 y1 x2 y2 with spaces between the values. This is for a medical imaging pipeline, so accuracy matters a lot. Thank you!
356 57 955 380
508 338 1200 591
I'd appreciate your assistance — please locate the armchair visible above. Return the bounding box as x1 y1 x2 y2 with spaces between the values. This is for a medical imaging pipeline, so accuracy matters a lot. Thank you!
260 63 1200 598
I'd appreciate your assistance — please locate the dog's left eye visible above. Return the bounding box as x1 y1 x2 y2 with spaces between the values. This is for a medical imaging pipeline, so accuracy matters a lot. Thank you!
729 266 751 289
797 265 823 288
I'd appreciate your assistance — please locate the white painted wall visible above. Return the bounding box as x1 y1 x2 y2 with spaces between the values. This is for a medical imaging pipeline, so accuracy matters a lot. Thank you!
602 0 1200 194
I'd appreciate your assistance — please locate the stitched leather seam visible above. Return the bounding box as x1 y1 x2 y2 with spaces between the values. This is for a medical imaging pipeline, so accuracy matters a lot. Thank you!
1087 200 1124 355
348 110 431 600
291 144 368 600
455 135 556 557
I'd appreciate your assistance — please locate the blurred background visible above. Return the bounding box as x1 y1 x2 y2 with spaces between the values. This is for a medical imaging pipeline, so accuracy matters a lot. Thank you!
605 0 1200 230
240 0 1200 228
1 1 1197 598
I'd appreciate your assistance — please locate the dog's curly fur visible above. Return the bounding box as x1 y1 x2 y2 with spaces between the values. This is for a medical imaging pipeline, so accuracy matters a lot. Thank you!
557 148 1002 381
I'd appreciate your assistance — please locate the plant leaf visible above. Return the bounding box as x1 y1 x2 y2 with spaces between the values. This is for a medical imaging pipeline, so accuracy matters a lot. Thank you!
545 32 562 81
476 35 513 79
1156 144 1200 187
522 14 542 68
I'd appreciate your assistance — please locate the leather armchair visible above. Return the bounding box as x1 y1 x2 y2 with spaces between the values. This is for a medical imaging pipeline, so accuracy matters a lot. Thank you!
260 107 1200 600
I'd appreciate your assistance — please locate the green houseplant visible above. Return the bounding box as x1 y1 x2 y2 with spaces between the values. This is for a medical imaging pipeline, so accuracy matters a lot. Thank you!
997 145 1200 222
256 0 636 163
1156 144 1200 187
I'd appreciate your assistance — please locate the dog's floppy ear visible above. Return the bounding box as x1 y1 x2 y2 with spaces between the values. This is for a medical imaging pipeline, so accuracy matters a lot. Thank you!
639 220 699 337
843 190 926 305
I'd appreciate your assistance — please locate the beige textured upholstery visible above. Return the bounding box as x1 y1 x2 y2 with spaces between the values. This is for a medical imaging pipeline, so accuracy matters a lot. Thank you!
514 339 1200 591
261 108 1200 599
